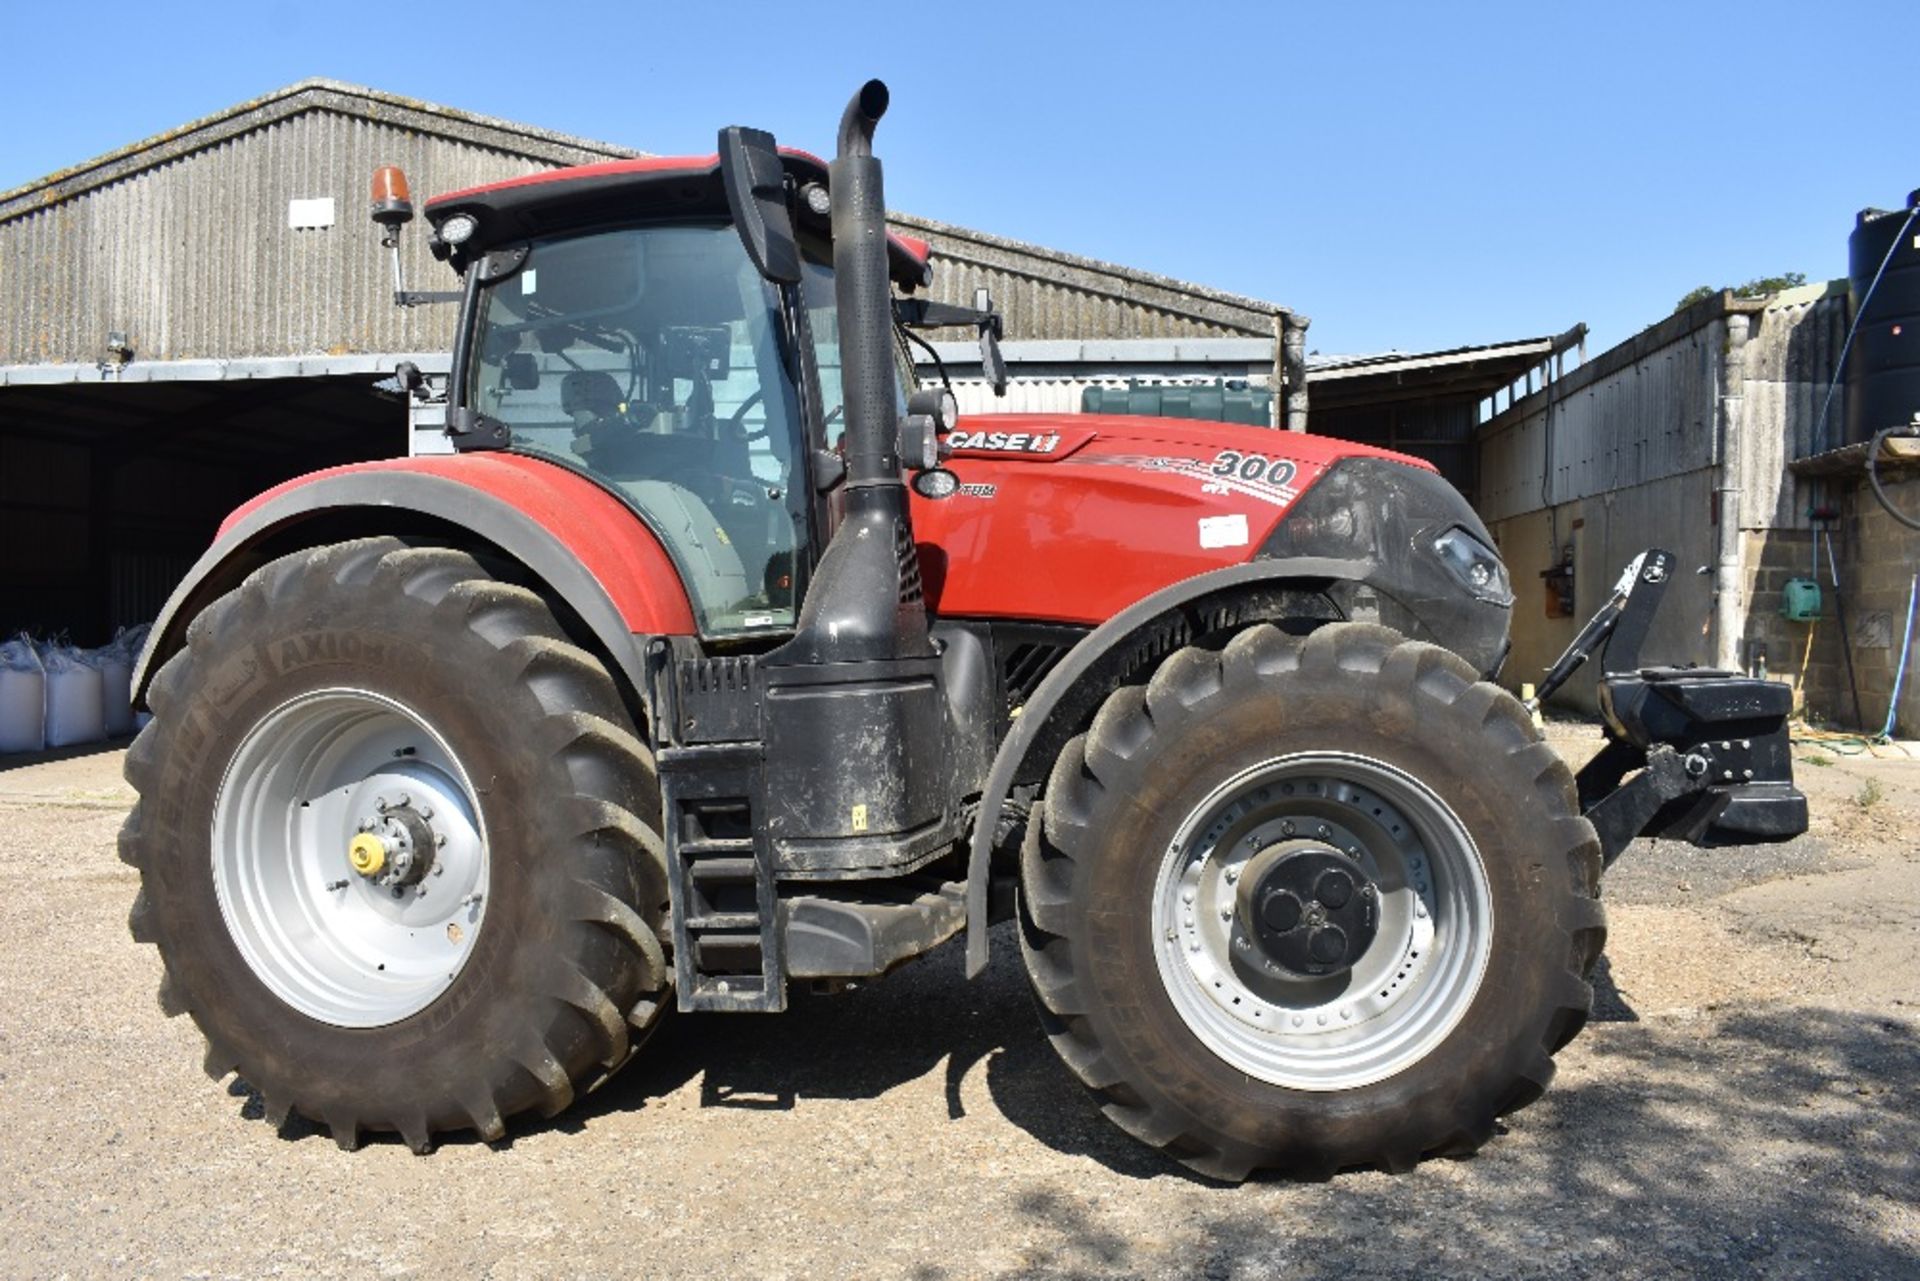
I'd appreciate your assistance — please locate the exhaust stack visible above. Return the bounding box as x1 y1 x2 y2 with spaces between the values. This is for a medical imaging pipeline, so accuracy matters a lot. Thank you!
830 79 904 489
772 79 933 667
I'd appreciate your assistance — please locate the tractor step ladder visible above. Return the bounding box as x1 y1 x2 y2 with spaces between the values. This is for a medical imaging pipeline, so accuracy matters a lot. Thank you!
657 742 786 1013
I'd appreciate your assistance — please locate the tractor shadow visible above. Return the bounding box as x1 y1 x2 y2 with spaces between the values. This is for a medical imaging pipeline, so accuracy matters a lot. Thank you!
530 919 1186 1178
244 925 1640 1172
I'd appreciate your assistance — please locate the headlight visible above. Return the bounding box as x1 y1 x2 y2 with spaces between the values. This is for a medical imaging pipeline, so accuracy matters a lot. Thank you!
913 467 959 499
1432 527 1512 605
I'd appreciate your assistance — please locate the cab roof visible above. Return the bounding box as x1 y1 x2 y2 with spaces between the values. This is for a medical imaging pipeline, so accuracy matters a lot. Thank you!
425 148 932 287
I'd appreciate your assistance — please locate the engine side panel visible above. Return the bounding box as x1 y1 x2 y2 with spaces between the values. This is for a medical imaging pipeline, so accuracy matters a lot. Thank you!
911 415 1431 624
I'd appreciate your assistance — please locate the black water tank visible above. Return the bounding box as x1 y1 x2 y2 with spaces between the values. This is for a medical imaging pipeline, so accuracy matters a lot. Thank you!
1845 190 1920 446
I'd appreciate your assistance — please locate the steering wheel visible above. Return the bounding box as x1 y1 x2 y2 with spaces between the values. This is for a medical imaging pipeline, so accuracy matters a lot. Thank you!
727 389 767 440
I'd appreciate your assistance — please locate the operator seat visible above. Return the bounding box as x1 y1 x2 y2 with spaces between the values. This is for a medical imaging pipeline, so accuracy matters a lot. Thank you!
559 370 752 618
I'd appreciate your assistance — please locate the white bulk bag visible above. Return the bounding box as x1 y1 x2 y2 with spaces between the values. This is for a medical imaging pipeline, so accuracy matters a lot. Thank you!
0 636 45 754
95 646 135 736
43 645 106 748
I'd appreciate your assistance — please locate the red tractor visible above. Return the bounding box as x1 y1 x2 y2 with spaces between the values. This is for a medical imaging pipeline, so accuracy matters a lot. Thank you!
123 82 1806 1179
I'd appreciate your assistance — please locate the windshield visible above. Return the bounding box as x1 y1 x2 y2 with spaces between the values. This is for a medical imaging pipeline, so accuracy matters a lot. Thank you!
799 257 914 451
466 224 812 636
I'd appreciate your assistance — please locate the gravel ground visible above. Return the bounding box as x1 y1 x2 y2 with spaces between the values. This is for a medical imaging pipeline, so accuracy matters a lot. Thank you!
0 728 1915 1279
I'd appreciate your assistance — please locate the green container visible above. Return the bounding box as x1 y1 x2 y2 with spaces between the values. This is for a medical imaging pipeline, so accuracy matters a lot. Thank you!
1082 379 1273 426
1781 577 1823 622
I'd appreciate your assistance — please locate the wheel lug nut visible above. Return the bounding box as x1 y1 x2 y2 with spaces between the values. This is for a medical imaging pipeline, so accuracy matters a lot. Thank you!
1224 868 1238 884
1221 907 1233 920
1281 821 1295 836
397 793 411 807
1317 824 1332 839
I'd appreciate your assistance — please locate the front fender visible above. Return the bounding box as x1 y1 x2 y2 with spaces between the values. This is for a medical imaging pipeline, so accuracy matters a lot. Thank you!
134 453 696 709
962 555 1494 978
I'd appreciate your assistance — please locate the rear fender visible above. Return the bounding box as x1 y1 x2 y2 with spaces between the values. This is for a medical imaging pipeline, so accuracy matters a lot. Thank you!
133 454 697 712
964 556 1444 977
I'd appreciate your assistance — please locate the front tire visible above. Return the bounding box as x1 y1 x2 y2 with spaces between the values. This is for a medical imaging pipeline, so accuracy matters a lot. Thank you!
1017 622 1604 1180
122 538 671 1151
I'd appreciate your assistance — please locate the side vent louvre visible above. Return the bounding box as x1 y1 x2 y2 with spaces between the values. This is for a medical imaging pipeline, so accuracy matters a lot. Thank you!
675 655 760 744
1001 640 1070 713
897 523 924 605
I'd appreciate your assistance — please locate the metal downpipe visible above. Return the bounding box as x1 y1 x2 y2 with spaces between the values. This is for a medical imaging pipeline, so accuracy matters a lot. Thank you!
1714 313 1750 672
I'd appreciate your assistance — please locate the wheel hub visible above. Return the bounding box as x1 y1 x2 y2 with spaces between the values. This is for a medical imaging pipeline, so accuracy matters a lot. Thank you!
1237 841 1378 979
353 799 439 891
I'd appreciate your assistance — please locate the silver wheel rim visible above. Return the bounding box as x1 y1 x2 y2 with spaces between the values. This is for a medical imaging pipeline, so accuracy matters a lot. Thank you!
1150 751 1492 1091
211 688 489 1028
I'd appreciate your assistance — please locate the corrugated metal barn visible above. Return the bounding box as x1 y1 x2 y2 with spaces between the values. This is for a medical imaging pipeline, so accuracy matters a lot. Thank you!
0 82 640 642
1475 281 1919 735
0 80 1303 644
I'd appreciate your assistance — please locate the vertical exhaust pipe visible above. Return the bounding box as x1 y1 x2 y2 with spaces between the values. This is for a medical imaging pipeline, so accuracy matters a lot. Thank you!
775 79 933 666
830 79 902 488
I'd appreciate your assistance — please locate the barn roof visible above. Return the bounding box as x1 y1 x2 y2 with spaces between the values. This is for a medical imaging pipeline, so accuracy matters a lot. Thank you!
0 79 634 221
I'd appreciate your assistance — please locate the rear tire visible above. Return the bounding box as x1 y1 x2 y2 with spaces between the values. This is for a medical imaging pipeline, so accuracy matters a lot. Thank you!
121 537 671 1151
1017 622 1604 1180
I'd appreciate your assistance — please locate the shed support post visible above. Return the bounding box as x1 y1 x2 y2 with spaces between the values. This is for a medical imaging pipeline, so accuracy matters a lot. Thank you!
1280 312 1309 432
1714 312 1750 672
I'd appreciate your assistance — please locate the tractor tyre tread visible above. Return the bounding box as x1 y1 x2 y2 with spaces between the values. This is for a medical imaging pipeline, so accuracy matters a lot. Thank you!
1016 621 1605 1181
121 536 670 1153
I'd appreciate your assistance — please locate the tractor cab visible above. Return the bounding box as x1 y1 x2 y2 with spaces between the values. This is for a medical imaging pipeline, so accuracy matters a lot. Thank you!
410 149 935 638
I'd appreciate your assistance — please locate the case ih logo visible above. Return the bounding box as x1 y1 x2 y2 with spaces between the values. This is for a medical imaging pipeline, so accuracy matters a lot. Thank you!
947 430 1062 454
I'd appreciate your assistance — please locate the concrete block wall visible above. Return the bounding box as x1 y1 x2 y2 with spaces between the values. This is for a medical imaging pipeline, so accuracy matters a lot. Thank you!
1741 472 1920 735
1837 470 1919 736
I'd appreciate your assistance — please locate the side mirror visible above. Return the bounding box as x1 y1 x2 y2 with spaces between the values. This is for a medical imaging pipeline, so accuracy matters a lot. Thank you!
504 352 540 391
719 126 802 285
974 287 1008 397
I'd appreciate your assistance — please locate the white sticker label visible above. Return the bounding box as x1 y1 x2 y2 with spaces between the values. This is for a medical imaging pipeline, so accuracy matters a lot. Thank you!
1198 513 1250 549
286 197 335 229
520 268 537 296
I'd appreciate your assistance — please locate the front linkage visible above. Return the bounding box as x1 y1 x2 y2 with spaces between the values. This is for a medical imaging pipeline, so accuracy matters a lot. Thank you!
1531 549 1808 865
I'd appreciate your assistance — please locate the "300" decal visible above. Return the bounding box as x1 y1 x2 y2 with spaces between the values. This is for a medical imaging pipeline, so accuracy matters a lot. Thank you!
1210 451 1297 487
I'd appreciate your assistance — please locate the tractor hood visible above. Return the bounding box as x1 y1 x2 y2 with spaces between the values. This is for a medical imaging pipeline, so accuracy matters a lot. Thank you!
940 413 1437 474
912 412 1511 675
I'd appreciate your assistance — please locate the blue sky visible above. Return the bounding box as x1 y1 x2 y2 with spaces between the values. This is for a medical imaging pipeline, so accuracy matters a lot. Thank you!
4 1 1912 357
